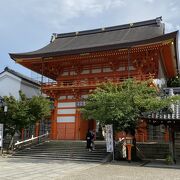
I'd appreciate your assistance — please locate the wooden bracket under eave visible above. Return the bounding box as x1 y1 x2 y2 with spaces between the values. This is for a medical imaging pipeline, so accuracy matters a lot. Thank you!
16 59 23 63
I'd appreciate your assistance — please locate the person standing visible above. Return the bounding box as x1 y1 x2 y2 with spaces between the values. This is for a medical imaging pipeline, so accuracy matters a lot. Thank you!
86 129 93 151
91 129 96 150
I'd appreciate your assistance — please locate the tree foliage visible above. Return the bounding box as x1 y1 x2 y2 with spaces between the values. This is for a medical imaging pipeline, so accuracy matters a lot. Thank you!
167 75 180 87
0 92 51 142
81 79 180 133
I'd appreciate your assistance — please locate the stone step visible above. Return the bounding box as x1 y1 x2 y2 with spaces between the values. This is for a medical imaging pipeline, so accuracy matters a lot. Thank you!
13 153 106 159
12 140 109 162
16 151 106 156
10 155 104 162
13 151 106 156
34 143 105 148
21 147 106 153
31 145 106 150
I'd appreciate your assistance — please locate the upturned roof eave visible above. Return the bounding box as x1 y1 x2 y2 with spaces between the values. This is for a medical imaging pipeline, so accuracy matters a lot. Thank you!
9 31 178 61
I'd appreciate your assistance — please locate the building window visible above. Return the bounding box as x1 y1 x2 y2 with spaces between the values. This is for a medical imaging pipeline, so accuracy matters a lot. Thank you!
92 68 101 73
81 69 90 74
117 66 125 71
103 67 112 72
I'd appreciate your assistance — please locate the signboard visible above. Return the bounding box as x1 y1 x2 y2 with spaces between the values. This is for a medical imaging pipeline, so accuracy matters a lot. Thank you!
76 101 85 107
105 124 114 152
0 124 3 148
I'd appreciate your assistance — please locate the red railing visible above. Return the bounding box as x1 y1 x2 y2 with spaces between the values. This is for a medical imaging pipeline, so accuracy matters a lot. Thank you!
42 74 155 90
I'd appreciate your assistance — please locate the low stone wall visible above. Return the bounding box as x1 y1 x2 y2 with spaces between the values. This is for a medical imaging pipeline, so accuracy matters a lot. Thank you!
137 143 169 159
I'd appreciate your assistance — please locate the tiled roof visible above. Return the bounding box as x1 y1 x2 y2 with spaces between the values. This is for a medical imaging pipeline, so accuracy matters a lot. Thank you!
143 101 180 122
3 67 40 86
10 17 173 59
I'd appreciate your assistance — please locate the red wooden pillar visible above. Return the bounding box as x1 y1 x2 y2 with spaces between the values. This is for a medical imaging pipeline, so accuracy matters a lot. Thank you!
75 108 81 140
50 110 54 139
51 99 58 140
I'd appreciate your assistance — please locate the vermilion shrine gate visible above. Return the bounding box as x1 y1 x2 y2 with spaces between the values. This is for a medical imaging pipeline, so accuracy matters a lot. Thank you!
10 17 179 141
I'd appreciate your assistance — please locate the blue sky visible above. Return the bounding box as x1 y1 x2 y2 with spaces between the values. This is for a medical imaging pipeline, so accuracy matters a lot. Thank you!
0 0 180 78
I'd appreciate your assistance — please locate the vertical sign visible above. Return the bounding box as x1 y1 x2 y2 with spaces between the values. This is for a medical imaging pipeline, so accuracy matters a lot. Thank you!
0 124 3 147
105 124 114 152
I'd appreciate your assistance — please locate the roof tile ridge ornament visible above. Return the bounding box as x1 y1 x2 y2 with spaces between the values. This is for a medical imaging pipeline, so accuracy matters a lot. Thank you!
156 16 162 26
102 27 105 31
4 66 9 71
129 23 133 27
50 33 58 43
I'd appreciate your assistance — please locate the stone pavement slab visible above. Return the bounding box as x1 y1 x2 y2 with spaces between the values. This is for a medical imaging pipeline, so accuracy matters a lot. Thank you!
58 161 180 180
0 157 99 180
0 157 180 180
143 159 180 169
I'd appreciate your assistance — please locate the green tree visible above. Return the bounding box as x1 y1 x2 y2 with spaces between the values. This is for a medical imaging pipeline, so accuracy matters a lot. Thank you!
167 75 180 87
0 92 51 149
81 79 179 134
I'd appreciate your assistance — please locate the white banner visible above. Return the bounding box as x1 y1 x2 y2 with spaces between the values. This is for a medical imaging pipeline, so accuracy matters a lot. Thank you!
105 124 114 152
0 124 3 147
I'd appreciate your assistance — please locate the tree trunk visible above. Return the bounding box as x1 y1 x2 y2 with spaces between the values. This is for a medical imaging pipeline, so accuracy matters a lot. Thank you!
8 130 16 152
8 136 14 151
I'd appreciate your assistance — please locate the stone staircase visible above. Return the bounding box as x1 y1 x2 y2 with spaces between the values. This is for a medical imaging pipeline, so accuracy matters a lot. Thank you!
11 140 110 162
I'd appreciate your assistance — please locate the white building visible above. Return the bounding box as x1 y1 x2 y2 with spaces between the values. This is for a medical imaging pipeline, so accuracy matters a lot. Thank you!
0 67 41 99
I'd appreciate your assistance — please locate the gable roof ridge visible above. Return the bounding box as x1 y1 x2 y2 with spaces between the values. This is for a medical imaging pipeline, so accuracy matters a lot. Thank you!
55 17 162 39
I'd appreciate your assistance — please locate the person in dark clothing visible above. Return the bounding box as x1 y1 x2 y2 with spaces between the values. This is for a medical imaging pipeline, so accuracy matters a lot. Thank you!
86 129 93 151
91 129 96 150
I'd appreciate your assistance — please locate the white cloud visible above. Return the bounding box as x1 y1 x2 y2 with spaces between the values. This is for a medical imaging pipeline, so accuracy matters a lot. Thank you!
165 22 179 32
4 0 127 31
30 0 126 29
144 0 155 3
0 0 180 76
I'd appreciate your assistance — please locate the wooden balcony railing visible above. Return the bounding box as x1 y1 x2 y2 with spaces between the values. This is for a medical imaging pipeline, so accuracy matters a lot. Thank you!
42 74 155 91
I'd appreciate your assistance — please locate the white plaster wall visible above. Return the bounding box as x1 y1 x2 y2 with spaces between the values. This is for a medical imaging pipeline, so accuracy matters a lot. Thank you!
103 67 112 72
81 69 90 74
57 109 76 114
117 66 125 71
57 116 75 123
20 80 41 98
0 72 21 99
92 68 101 73
59 96 66 100
58 102 76 108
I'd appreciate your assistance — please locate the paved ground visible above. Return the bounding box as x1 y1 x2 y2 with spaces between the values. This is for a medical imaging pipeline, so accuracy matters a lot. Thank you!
0 157 99 180
0 157 180 180
60 161 180 180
